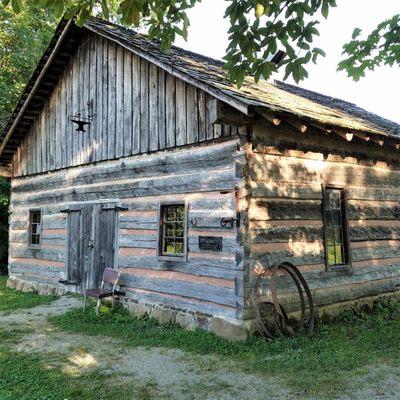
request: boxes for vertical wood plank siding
[12,33,237,177]
[9,140,245,318]
[244,122,400,317]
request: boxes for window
[323,187,350,270]
[29,210,42,247]
[158,203,187,260]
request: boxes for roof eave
[0,18,74,162]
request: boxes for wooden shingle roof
[1,16,399,166]
[85,18,400,138]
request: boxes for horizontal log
[251,220,323,229]
[123,287,236,318]
[12,139,239,193]
[251,181,400,201]
[244,276,400,316]
[119,255,241,274]
[10,247,65,262]
[347,202,400,220]
[246,263,400,293]
[119,270,236,307]
[12,167,237,206]
[252,145,397,170]
[252,224,400,243]
[349,220,400,228]
[249,152,400,190]
[252,226,323,243]
[350,227,400,241]
[9,263,64,278]
[252,240,400,267]
[250,199,400,221]
[10,257,64,268]
[120,267,234,288]
[250,199,322,221]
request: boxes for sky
[174,0,400,123]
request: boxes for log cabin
[1,17,400,339]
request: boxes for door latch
[88,240,95,249]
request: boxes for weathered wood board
[11,33,238,177]
[244,121,400,318]
[8,139,244,318]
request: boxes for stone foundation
[121,297,249,341]
[7,276,67,297]
[7,275,400,341]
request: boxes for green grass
[0,276,56,312]
[49,300,400,398]
[0,338,159,400]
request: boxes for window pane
[328,190,341,209]
[29,211,41,246]
[160,205,185,257]
[175,224,184,238]
[176,206,184,220]
[175,241,183,254]
[165,223,175,237]
[332,210,342,226]
[31,234,40,245]
[334,227,343,245]
[324,189,348,267]
[32,212,41,223]
[335,245,344,264]
[327,245,336,266]
[166,207,175,220]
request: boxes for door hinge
[60,208,82,214]
[100,205,128,213]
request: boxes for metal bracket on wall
[220,216,240,228]
[60,208,82,214]
[100,205,129,213]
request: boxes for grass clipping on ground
[0,275,56,312]
[49,299,400,397]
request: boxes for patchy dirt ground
[0,296,292,400]
[1,296,400,400]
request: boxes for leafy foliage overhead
[0,2,56,132]
[1,0,399,87]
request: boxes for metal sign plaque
[199,236,223,251]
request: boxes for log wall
[11,32,237,177]
[9,139,245,318]
[244,122,400,317]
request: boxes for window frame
[28,209,42,249]
[322,184,352,272]
[157,201,188,262]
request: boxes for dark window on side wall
[158,204,186,260]
[323,187,350,270]
[29,210,42,247]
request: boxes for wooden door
[65,207,83,287]
[65,202,118,292]
[91,203,118,288]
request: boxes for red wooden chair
[83,268,124,314]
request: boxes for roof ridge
[89,16,225,67]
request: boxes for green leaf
[352,28,362,39]
[53,0,64,18]
[314,47,326,57]
[11,0,22,14]
[321,0,329,18]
